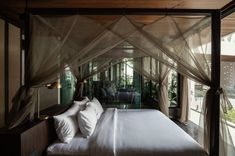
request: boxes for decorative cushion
[77,104,97,138]
[88,97,104,120]
[53,97,89,143]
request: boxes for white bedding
[48,108,207,156]
[47,132,90,156]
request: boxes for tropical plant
[168,73,177,106]
[224,108,235,124]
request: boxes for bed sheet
[47,132,90,156]
[48,108,207,156]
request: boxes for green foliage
[224,108,235,124]
[168,73,177,106]
[143,81,157,100]
[143,81,151,98]
[126,75,133,86]
[119,75,126,87]
[194,85,206,97]
[195,90,204,97]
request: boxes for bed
[47,108,207,156]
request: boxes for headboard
[0,104,70,156]
[40,104,71,148]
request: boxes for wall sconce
[45,81,62,89]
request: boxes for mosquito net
[7,14,234,156]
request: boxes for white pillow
[88,97,104,120]
[77,104,97,138]
[54,115,78,143]
[74,97,90,110]
[53,97,89,143]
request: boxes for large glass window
[84,58,143,108]
[142,57,178,108]
[221,62,235,124]
[125,59,134,87]
[84,57,180,109]
[189,80,207,125]
[142,57,155,100]
[91,62,100,81]
[221,32,235,128]
[188,32,235,145]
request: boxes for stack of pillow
[53,97,104,143]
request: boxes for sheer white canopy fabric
[219,89,235,156]
[179,75,189,123]
[6,14,234,156]
[124,57,170,116]
[219,61,235,155]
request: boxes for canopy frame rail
[23,8,221,156]
[221,0,235,18]
[28,8,216,16]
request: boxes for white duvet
[48,108,207,156]
[90,108,207,156]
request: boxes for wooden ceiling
[222,12,235,36]
[1,0,232,16]
[1,0,232,9]
[0,0,234,35]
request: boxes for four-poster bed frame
[23,8,221,156]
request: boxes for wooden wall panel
[8,24,21,111]
[40,87,60,111]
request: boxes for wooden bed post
[210,10,221,156]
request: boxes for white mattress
[47,132,90,156]
[48,108,207,156]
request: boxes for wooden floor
[174,120,200,142]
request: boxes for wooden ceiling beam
[0,10,22,27]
